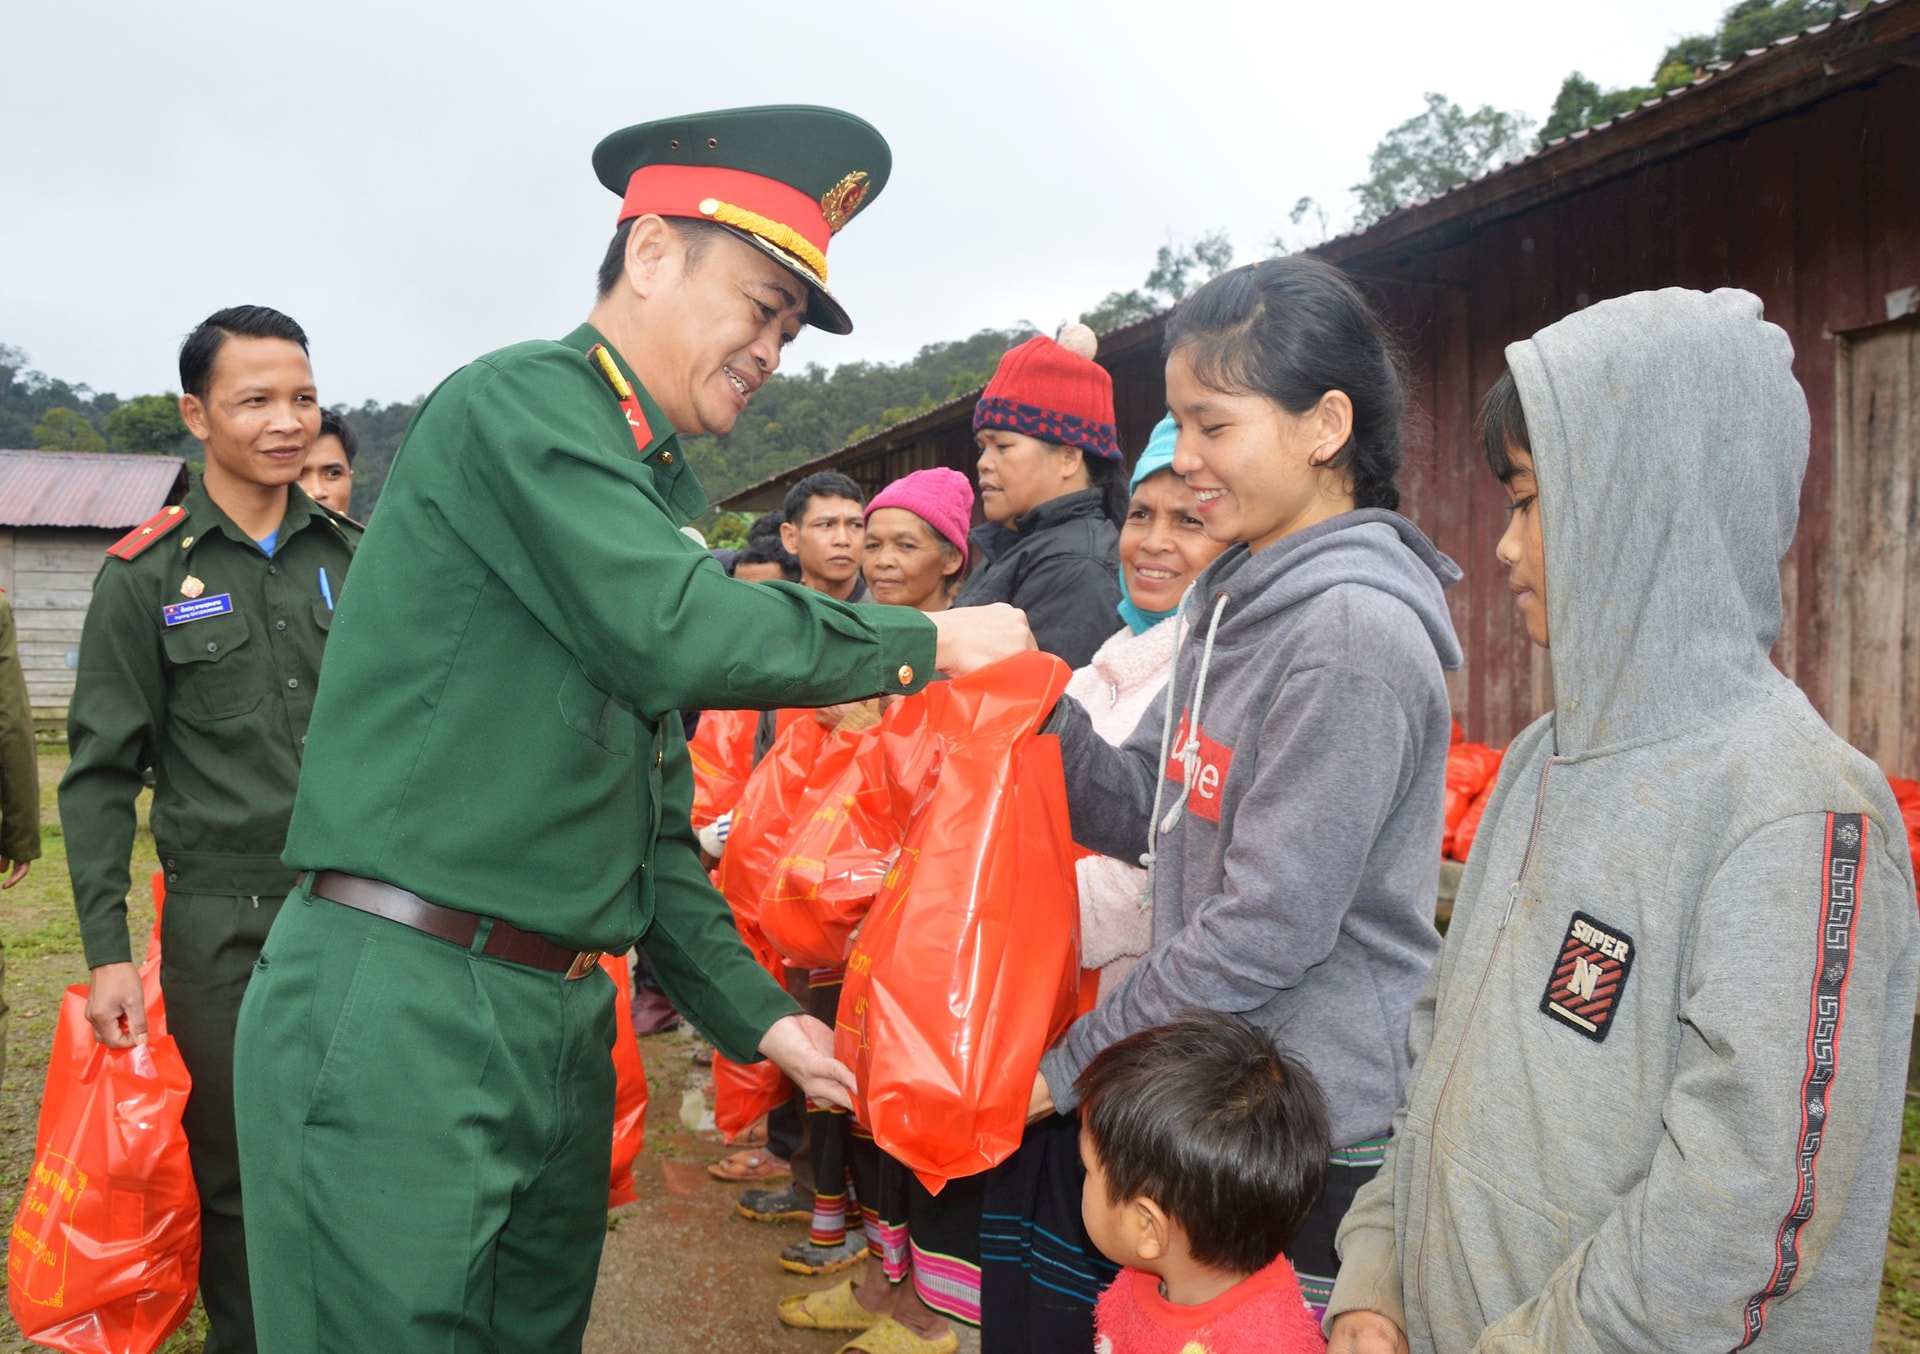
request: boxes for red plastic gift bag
[8,987,200,1354]
[760,708,935,969]
[1452,775,1501,863]
[716,716,832,946]
[689,708,760,829]
[600,953,649,1208]
[836,651,1081,1193]
[1442,743,1503,861]
[1887,776,1920,896]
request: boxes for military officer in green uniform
[233,106,1030,1351]
[61,306,359,1354]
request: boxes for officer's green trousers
[233,885,616,1353]
[163,890,283,1354]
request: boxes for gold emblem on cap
[180,576,205,599]
[821,172,870,234]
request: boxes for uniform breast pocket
[557,660,635,756]
[311,599,333,633]
[163,617,263,723]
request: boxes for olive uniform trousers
[234,886,615,1353]
[162,890,284,1354]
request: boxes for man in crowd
[61,305,360,1354]
[233,105,1028,1350]
[0,587,41,1081]
[298,407,357,515]
[780,470,868,601]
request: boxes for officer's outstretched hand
[85,962,149,1049]
[759,1013,857,1111]
[927,603,1035,677]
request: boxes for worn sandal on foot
[776,1276,880,1331]
[834,1316,960,1354]
[706,1149,789,1183]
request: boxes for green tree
[1080,230,1235,332]
[34,406,107,452]
[105,393,191,455]
[1352,93,1534,227]
[1540,1,1864,145]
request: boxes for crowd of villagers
[638,256,1920,1354]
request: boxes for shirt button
[287,677,299,689]
[275,619,287,631]
[268,565,278,576]
[897,664,914,686]
[206,641,218,653]
[659,451,674,465]
[655,749,664,767]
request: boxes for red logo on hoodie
[1166,713,1234,824]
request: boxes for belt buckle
[565,950,603,981]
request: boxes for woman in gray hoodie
[979,256,1463,1351]
[1326,289,1919,1353]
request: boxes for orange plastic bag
[1888,776,1920,896]
[139,874,167,1035]
[760,706,937,969]
[836,652,1080,1193]
[1452,775,1501,863]
[601,953,649,1208]
[689,708,761,829]
[8,988,200,1354]
[1442,743,1503,860]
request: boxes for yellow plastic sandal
[834,1316,960,1354]
[776,1276,881,1331]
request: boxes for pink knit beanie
[866,467,976,565]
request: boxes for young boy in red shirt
[1077,1011,1331,1353]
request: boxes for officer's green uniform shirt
[62,480,361,968]
[282,324,936,1059]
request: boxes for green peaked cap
[593,105,893,334]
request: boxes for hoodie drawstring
[1142,588,1230,878]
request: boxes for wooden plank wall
[1368,67,1920,753]
[2,527,109,719]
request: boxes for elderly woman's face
[862,507,963,612]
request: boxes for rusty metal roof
[0,450,188,529]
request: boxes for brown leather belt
[309,871,603,980]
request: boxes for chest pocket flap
[162,615,261,722]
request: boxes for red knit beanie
[972,329,1120,460]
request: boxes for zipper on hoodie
[1413,758,1552,1319]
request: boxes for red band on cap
[619,164,830,255]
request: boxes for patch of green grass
[1876,1098,1920,1350]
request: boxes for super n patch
[1540,911,1635,1042]
[162,594,233,626]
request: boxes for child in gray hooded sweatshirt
[1325,288,1920,1353]
[978,256,1463,1352]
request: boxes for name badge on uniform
[162,594,234,626]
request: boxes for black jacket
[956,489,1120,669]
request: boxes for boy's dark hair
[596,216,734,297]
[1479,370,1532,482]
[783,471,866,524]
[746,510,788,544]
[1165,255,1408,512]
[737,535,800,580]
[179,305,310,400]
[1076,1010,1330,1275]
[318,408,359,464]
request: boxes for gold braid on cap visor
[699,197,828,284]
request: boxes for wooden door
[1832,317,1920,779]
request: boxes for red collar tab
[586,344,654,456]
[618,164,831,284]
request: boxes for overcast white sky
[4,0,1732,407]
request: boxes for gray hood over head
[1506,287,1808,756]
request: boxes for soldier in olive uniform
[233,106,1030,1351]
[60,306,359,1354]
[0,588,43,1082]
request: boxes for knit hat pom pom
[1055,323,1099,360]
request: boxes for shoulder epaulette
[319,502,365,533]
[106,504,189,560]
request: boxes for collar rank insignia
[1540,910,1636,1042]
[180,576,205,599]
